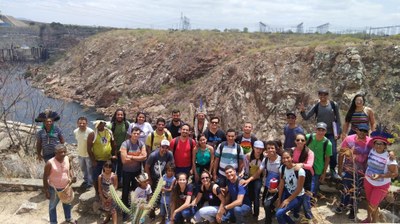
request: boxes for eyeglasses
[201,177,210,180]
[296,139,306,142]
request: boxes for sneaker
[334,206,343,214]
[65,219,77,224]
[348,209,355,221]
[331,171,341,180]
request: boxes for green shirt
[114,122,129,149]
[306,133,332,175]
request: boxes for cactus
[109,178,165,224]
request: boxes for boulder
[15,201,37,214]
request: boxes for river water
[1,64,103,143]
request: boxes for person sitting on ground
[276,150,306,224]
[170,173,194,224]
[192,170,225,224]
[98,161,118,224]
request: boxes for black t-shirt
[203,129,226,149]
[200,183,221,206]
[166,121,186,138]
[146,149,174,179]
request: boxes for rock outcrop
[29,31,400,139]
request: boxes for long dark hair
[135,111,147,123]
[295,133,309,163]
[345,94,366,122]
[172,172,188,207]
[111,108,127,124]
[250,142,265,162]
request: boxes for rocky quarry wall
[28,30,400,140]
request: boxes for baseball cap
[357,123,370,131]
[253,140,264,149]
[316,122,327,130]
[318,88,329,94]
[161,139,170,147]
[286,111,296,117]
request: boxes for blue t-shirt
[161,174,176,204]
[227,178,251,206]
[283,125,304,149]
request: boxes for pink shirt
[293,147,315,175]
[48,156,70,189]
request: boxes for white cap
[135,173,149,183]
[161,139,170,147]
[253,140,264,149]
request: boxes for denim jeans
[276,190,304,224]
[122,170,141,208]
[311,174,321,196]
[264,191,278,224]
[174,207,195,223]
[193,205,219,222]
[325,133,337,172]
[248,178,262,216]
[49,187,72,224]
[78,156,93,186]
[340,170,363,208]
[222,204,251,224]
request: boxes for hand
[293,163,302,171]
[319,173,326,183]
[92,160,97,167]
[389,151,396,161]
[268,188,278,194]
[279,199,290,208]
[213,174,217,182]
[239,179,249,186]
[71,176,77,183]
[45,189,50,199]
[334,135,340,140]
[216,210,223,223]
[298,102,305,112]
[220,188,226,196]
[341,133,347,141]
[371,174,380,180]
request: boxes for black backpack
[217,141,242,172]
[314,100,338,122]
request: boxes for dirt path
[0,189,373,224]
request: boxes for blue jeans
[276,190,304,224]
[311,174,321,196]
[340,170,363,208]
[193,206,219,222]
[248,179,262,216]
[325,133,337,171]
[222,204,251,224]
[174,207,195,223]
[49,187,72,224]
[78,156,93,186]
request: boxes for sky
[1,0,400,32]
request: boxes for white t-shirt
[74,127,94,157]
[280,165,305,196]
[134,184,152,200]
[365,149,398,186]
[127,122,154,144]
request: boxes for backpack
[111,121,129,134]
[217,141,242,173]
[235,134,257,148]
[306,134,329,159]
[314,100,338,122]
[150,131,169,150]
[280,164,299,179]
[172,136,195,164]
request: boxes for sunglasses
[296,139,306,142]
[201,176,210,180]
[319,93,328,96]
[359,130,368,133]
[211,121,219,124]
[287,116,296,119]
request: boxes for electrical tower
[180,13,191,31]
[259,22,266,33]
[296,22,304,33]
[316,23,330,34]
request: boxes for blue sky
[1,0,399,31]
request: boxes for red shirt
[170,138,195,167]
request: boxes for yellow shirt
[92,130,112,161]
[145,130,172,150]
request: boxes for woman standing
[170,173,194,224]
[276,150,306,224]
[193,134,214,183]
[342,94,376,139]
[192,171,225,223]
[126,111,153,144]
[292,133,314,222]
[363,126,398,223]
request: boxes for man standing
[213,129,244,187]
[299,88,342,179]
[306,122,332,196]
[145,117,172,156]
[170,124,196,176]
[221,165,251,224]
[109,109,130,185]
[120,127,147,218]
[166,109,186,138]
[203,116,226,149]
[74,117,94,189]
[43,144,76,224]
[36,110,65,162]
[235,122,257,155]
[87,119,115,195]
[283,112,304,149]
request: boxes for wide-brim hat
[35,110,60,122]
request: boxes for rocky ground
[1,183,399,224]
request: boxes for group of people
[38,88,398,224]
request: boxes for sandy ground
[0,186,376,224]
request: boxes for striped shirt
[215,142,244,176]
[350,110,369,131]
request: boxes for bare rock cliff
[29,30,400,139]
